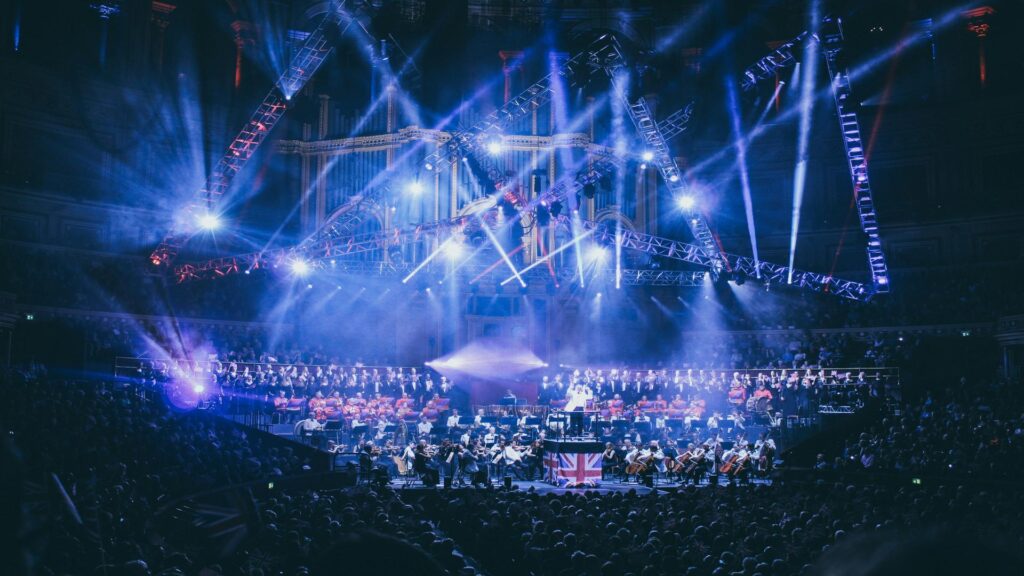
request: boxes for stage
[383,476,773,495]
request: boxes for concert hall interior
[2,0,1023,575]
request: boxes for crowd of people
[6,365,1023,575]
[820,377,1024,481]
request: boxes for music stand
[635,421,652,437]
[349,424,368,444]
[548,415,567,439]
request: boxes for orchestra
[259,364,859,489]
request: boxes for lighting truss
[584,221,873,300]
[149,2,354,267]
[739,19,890,293]
[295,185,391,252]
[173,217,468,283]
[740,32,811,91]
[599,39,723,276]
[270,259,705,287]
[820,17,890,292]
[421,37,620,173]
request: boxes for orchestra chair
[458,416,475,428]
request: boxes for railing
[114,356,417,381]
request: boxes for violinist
[458,444,488,488]
[413,440,439,487]
[359,441,389,486]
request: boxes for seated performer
[458,444,488,488]
[413,440,439,487]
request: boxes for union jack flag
[545,451,603,484]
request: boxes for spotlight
[675,195,695,210]
[585,245,608,263]
[424,161,434,171]
[669,174,680,182]
[197,213,221,231]
[443,241,465,260]
[307,283,313,289]
[733,272,746,286]
[291,259,310,277]
[406,181,424,195]
[519,284,529,295]
[193,384,205,394]
[486,138,504,156]
[639,162,647,170]
[641,151,654,162]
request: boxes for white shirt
[417,421,433,435]
[503,445,523,464]
[297,418,322,433]
[446,414,461,428]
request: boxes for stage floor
[385,476,772,494]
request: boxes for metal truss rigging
[820,18,890,292]
[175,209,872,300]
[586,221,872,300]
[296,185,391,253]
[740,31,811,91]
[244,259,705,288]
[421,38,620,173]
[598,39,723,276]
[149,2,354,268]
[738,19,890,293]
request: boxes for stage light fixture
[193,384,205,394]
[639,162,647,170]
[583,183,597,199]
[669,174,680,182]
[733,272,747,286]
[535,204,550,227]
[291,259,310,277]
[585,245,609,263]
[676,195,695,210]
[443,241,466,260]
[641,151,654,162]
[406,181,424,195]
[197,213,222,231]
[486,137,504,156]
[550,200,563,218]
